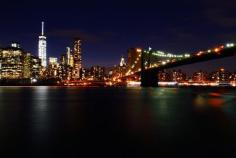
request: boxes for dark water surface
[0,87,236,157]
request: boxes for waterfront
[0,87,236,157]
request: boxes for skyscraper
[0,43,41,80]
[73,39,82,79]
[66,47,71,66]
[0,44,25,79]
[38,21,47,67]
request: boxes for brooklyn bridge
[123,43,236,87]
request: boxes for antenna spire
[41,21,44,36]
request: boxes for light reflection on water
[0,87,235,157]
[194,91,236,108]
[31,86,49,136]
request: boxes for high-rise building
[65,47,74,67]
[66,47,70,65]
[0,43,41,80]
[69,54,74,67]
[0,46,24,79]
[38,21,47,67]
[73,39,82,79]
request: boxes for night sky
[0,0,236,73]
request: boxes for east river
[0,87,236,157]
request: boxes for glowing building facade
[73,39,82,79]
[49,57,58,65]
[38,21,47,67]
[47,57,58,78]
[0,47,24,79]
[0,43,41,79]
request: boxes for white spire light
[41,21,44,36]
[38,21,47,67]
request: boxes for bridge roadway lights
[141,70,159,87]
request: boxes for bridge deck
[144,47,236,73]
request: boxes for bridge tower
[141,50,159,87]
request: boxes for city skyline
[0,0,236,71]
[1,1,236,157]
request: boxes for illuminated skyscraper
[66,47,71,65]
[73,39,82,79]
[65,47,74,67]
[38,21,47,67]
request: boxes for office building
[73,39,82,79]
[0,43,41,79]
[38,21,47,67]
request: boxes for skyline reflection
[0,87,236,157]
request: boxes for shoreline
[0,85,235,89]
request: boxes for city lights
[162,61,167,65]
[0,22,235,87]
[0,39,235,87]
[136,48,142,53]
[226,43,235,48]
[1,3,236,158]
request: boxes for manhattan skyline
[0,0,236,73]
